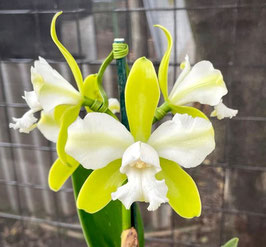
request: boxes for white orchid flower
[63,57,215,218]
[9,57,82,142]
[155,25,238,120]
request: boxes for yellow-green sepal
[51,12,84,94]
[77,159,126,213]
[170,105,209,120]
[56,104,81,166]
[125,57,160,142]
[154,24,173,101]
[156,158,201,218]
[83,74,102,112]
[83,74,102,101]
[48,157,80,191]
[222,238,239,247]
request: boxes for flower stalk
[113,38,142,246]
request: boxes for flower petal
[48,157,80,191]
[156,158,201,218]
[148,113,215,168]
[120,141,161,173]
[51,12,84,93]
[211,100,238,120]
[65,113,134,170]
[112,142,168,211]
[77,159,126,213]
[57,104,81,165]
[125,57,160,142]
[169,60,228,106]
[31,57,82,112]
[37,110,60,143]
[9,110,37,133]
[170,105,209,120]
[108,98,120,114]
[112,167,168,211]
[154,25,173,101]
[83,74,102,101]
[23,91,42,111]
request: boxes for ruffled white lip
[211,100,238,120]
[9,110,37,133]
[112,142,168,211]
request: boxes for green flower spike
[154,25,238,121]
[65,57,215,218]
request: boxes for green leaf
[77,159,126,213]
[56,104,81,165]
[125,57,160,142]
[51,12,84,93]
[72,165,123,247]
[170,105,209,120]
[156,158,201,218]
[154,25,173,101]
[222,237,239,247]
[48,158,79,191]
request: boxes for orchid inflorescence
[10,12,237,220]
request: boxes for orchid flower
[64,57,215,218]
[155,25,238,120]
[9,12,120,191]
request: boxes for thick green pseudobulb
[125,57,160,142]
[156,158,201,218]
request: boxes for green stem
[122,205,131,230]
[153,101,171,124]
[83,97,118,120]
[97,51,114,107]
[114,39,131,231]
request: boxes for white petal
[37,110,60,142]
[9,110,37,133]
[22,91,42,111]
[120,141,160,173]
[31,57,82,112]
[65,113,134,170]
[169,60,228,106]
[108,98,120,114]
[112,142,168,211]
[211,100,238,120]
[174,55,191,88]
[148,113,215,168]
[112,168,168,211]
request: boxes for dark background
[0,0,265,246]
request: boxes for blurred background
[0,0,266,246]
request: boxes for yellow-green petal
[51,12,84,93]
[48,157,80,191]
[125,57,160,142]
[83,74,102,101]
[156,158,201,218]
[154,25,173,101]
[170,105,209,120]
[77,159,126,213]
[56,104,81,165]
